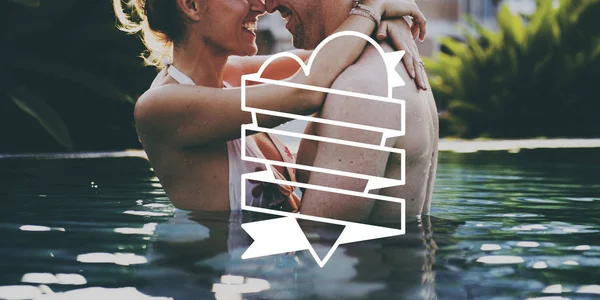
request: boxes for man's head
[266,0,353,50]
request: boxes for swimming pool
[0,146,599,299]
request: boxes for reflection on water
[141,209,441,300]
[0,148,599,299]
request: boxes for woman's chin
[236,44,259,57]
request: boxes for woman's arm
[224,50,313,85]
[135,0,426,150]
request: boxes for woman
[113,0,426,212]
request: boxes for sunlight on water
[564,197,598,202]
[542,284,562,293]
[0,285,174,300]
[19,225,64,232]
[476,255,525,264]
[21,273,56,285]
[21,273,86,285]
[0,285,41,299]
[76,253,147,266]
[114,223,157,235]
[562,260,579,266]
[576,285,600,294]
[19,225,51,232]
[53,274,87,286]
[509,224,548,231]
[526,297,571,300]
[143,203,169,208]
[480,244,501,251]
[123,210,169,217]
[517,241,540,248]
[43,287,171,300]
[212,275,271,300]
[574,245,591,251]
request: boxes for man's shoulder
[330,44,391,97]
[337,42,394,77]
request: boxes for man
[266,0,439,221]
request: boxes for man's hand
[376,17,429,90]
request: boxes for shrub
[425,0,600,138]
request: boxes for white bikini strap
[167,64,196,85]
[167,62,232,88]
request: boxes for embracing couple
[113,0,438,222]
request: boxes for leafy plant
[0,0,156,152]
[425,0,600,138]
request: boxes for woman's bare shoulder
[134,71,185,132]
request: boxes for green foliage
[425,0,600,138]
[0,0,156,152]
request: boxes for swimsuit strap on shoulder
[167,64,196,86]
[167,62,232,88]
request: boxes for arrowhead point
[364,177,403,191]
[383,51,406,88]
[388,70,405,88]
[383,50,405,68]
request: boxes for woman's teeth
[242,22,257,33]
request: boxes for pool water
[0,148,599,299]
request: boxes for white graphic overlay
[240,31,407,267]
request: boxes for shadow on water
[0,148,599,299]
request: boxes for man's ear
[176,0,204,21]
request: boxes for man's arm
[298,61,401,222]
[421,77,439,215]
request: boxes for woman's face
[195,0,267,56]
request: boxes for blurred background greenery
[0,0,598,153]
[0,0,156,153]
[425,0,600,139]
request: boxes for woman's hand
[376,17,429,90]
[367,0,427,41]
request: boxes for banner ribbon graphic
[240,31,407,267]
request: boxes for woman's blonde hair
[113,0,188,69]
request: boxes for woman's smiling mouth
[242,21,257,34]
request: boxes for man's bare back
[296,42,438,222]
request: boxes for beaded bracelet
[349,5,381,27]
[350,8,379,27]
[356,3,382,25]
